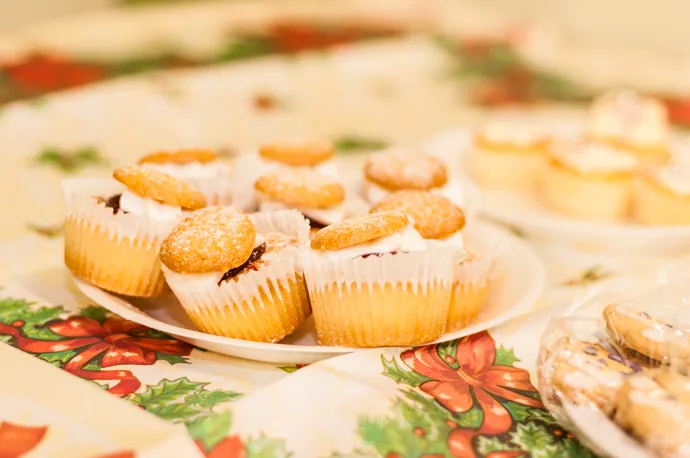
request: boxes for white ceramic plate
[71,222,545,364]
[425,126,690,255]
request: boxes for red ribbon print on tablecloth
[401,332,542,458]
[0,315,192,397]
[0,422,48,458]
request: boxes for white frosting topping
[141,160,229,179]
[118,190,182,221]
[478,118,547,145]
[313,223,427,260]
[258,199,348,226]
[259,157,339,180]
[362,177,466,209]
[588,90,669,146]
[440,229,465,250]
[552,140,638,173]
[655,163,690,195]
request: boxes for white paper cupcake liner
[302,244,460,294]
[62,177,183,242]
[454,224,502,289]
[162,209,310,319]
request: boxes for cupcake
[63,165,206,297]
[138,149,231,205]
[304,211,462,347]
[469,118,551,189]
[539,140,638,221]
[587,90,670,164]
[231,138,338,211]
[362,149,469,210]
[160,207,311,342]
[255,168,365,232]
[633,163,690,225]
[371,191,496,331]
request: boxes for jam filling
[105,194,127,214]
[218,243,267,286]
[358,250,406,259]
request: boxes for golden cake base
[64,217,167,297]
[633,177,690,225]
[447,282,489,332]
[470,147,545,189]
[310,282,451,348]
[184,276,311,343]
[539,161,633,221]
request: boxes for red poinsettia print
[0,422,48,458]
[0,315,192,397]
[662,96,690,128]
[401,332,543,435]
[2,54,106,94]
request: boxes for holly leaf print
[131,377,208,408]
[494,345,520,366]
[80,305,110,325]
[148,402,200,422]
[381,356,432,387]
[244,434,291,458]
[154,352,188,365]
[333,135,388,152]
[0,298,64,333]
[34,146,106,173]
[436,340,460,369]
[560,438,595,458]
[560,264,614,286]
[186,411,232,452]
[186,390,241,408]
[26,223,64,238]
[38,349,77,367]
[509,421,555,453]
[475,435,518,456]
[278,365,299,373]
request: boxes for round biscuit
[138,149,219,165]
[113,165,206,210]
[160,206,256,274]
[254,169,345,209]
[370,190,465,239]
[603,304,690,363]
[364,150,448,191]
[310,211,409,251]
[259,139,333,166]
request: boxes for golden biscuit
[160,206,256,274]
[259,139,333,166]
[113,165,206,210]
[255,169,345,209]
[364,150,448,191]
[603,304,690,363]
[370,190,465,239]
[138,149,219,165]
[311,211,409,251]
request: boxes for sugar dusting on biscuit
[138,149,219,165]
[311,211,409,251]
[160,206,256,274]
[113,165,206,210]
[255,169,345,208]
[364,150,448,190]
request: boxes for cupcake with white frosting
[539,140,638,221]
[361,148,472,214]
[370,191,497,331]
[160,207,311,342]
[469,117,551,189]
[587,90,670,164]
[254,168,366,233]
[305,211,463,347]
[63,165,206,297]
[633,162,690,225]
[138,149,231,205]
[231,138,339,211]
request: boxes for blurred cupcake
[160,207,311,342]
[63,165,206,297]
[540,140,638,221]
[587,90,670,164]
[305,211,462,347]
[362,149,470,211]
[371,191,495,331]
[255,168,365,232]
[138,149,231,205]
[469,117,551,189]
[231,138,338,211]
[634,163,690,225]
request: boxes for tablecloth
[2,1,690,457]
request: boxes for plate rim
[71,222,545,357]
